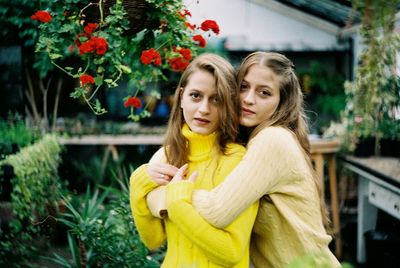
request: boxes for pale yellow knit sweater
[147,126,341,268]
[192,126,341,268]
[130,125,259,267]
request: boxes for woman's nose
[242,91,255,105]
[198,100,210,114]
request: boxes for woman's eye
[259,90,271,96]
[211,96,220,103]
[240,84,248,91]
[189,92,200,100]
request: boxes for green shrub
[50,176,162,267]
[0,114,40,160]
[0,134,64,266]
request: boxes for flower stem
[51,60,76,78]
[79,3,97,20]
[112,68,123,85]
[156,39,171,51]
[87,84,102,102]
[82,58,91,74]
[98,0,104,23]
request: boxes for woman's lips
[194,118,210,124]
[242,107,255,115]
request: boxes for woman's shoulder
[252,126,295,143]
[248,126,299,153]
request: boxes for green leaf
[49,53,63,60]
[94,76,103,86]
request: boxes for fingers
[171,164,198,184]
[156,163,179,178]
[147,163,179,185]
[152,178,171,186]
[170,164,188,183]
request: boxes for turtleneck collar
[182,124,218,162]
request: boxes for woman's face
[239,64,281,127]
[181,69,220,135]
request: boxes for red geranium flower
[140,49,162,66]
[92,37,108,55]
[178,48,192,61]
[79,40,96,55]
[78,37,108,56]
[31,10,52,23]
[80,74,95,85]
[84,23,98,35]
[193,35,206,48]
[168,57,189,72]
[200,20,220,35]
[124,97,143,109]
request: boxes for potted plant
[340,0,400,156]
[32,0,220,121]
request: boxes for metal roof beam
[249,0,340,35]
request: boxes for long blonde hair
[164,53,240,167]
[237,51,329,226]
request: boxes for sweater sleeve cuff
[147,186,167,218]
[166,181,195,208]
[130,164,160,216]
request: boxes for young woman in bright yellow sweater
[146,52,341,268]
[129,53,258,268]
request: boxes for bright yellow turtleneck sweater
[130,124,259,268]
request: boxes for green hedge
[0,134,64,266]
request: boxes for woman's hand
[170,164,198,184]
[146,163,179,185]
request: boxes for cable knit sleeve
[129,164,166,250]
[192,127,304,228]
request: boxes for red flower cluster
[140,49,162,66]
[124,97,142,109]
[193,35,206,48]
[31,10,52,23]
[177,48,192,61]
[167,47,193,72]
[84,23,98,35]
[78,36,108,56]
[200,20,220,35]
[80,74,95,85]
[168,57,189,72]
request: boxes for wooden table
[342,156,400,263]
[59,134,164,178]
[59,134,342,258]
[310,138,342,259]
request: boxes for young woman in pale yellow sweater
[146,52,341,267]
[129,53,259,267]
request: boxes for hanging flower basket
[33,0,220,121]
[83,0,151,35]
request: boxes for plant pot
[380,138,400,157]
[83,0,153,35]
[354,138,375,157]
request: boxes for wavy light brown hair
[237,51,329,226]
[163,53,240,167]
